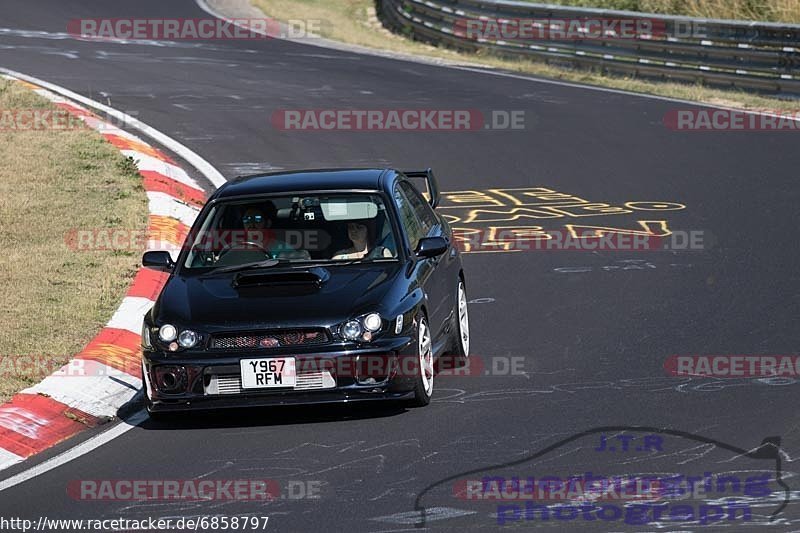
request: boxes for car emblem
[259,337,280,348]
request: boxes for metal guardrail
[377,0,800,93]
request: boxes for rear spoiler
[403,168,441,209]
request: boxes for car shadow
[128,401,409,431]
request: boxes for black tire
[408,314,434,407]
[452,278,470,360]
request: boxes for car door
[395,180,452,347]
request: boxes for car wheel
[453,279,470,359]
[408,314,434,407]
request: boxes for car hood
[152,263,401,329]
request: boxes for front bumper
[143,336,417,412]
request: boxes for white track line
[0,67,226,188]
[0,410,148,492]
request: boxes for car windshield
[182,193,399,270]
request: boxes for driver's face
[348,222,368,243]
[242,209,266,230]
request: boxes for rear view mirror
[143,251,175,272]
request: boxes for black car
[140,168,469,416]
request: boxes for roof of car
[211,168,394,199]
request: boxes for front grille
[209,329,330,350]
[206,371,336,395]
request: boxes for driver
[229,203,310,260]
[242,206,267,231]
[239,205,272,251]
[332,220,392,260]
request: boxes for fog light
[154,366,187,394]
[356,354,391,385]
[178,330,199,348]
[159,324,177,342]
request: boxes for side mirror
[416,236,448,258]
[143,251,175,272]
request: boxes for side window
[393,184,426,251]
[399,181,436,235]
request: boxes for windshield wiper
[202,256,393,275]
[202,258,282,276]
[329,257,395,267]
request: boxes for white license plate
[240,357,296,389]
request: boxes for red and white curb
[0,74,211,472]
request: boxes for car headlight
[340,320,362,341]
[151,324,203,352]
[363,313,382,332]
[178,330,199,348]
[339,313,383,342]
[159,324,177,342]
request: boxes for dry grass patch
[0,79,147,402]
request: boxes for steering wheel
[217,241,271,259]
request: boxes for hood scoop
[233,267,330,295]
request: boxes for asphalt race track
[1,0,799,531]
